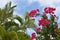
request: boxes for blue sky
[0,0,60,17]
[0,0,60,36]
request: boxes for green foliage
[4,21,19,31]
[0,2,30,40]
[14,15,24,25]
[36,12,59,40]
[0,2,16,25]
[0,26,6,40]
[17,32,30,40]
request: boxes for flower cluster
[28,9,39,17]
[30,33,36,40]
[38,18,50,26]
[44,7,56,17]
[29,7,57,40]
[44,7,56,14]
[30,28,41,40]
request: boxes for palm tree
[0,2,31,40]
[0,2,16,25]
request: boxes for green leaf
[8,31,18,40]
[14,15,24,25]
[0,25,7,40]
[17,32,30,40]
[4,21,19,31]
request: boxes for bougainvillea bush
[0,2,60,40]
[28,7,60,40]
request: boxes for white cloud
[27,0,60,7]
[55,7,60,15]
[27,0,37,4]
[38,0,54,7]
[39,0,60,6]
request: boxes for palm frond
[14,15,24,25]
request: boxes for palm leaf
[14,15,24,25]
[4,21,19,31]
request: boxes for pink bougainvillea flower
[31,33,36,38]
[36,28,41,32]
[30,33,36,40]
[28,9,40,17]
[44,7,56,14]
[38,18,50,26]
